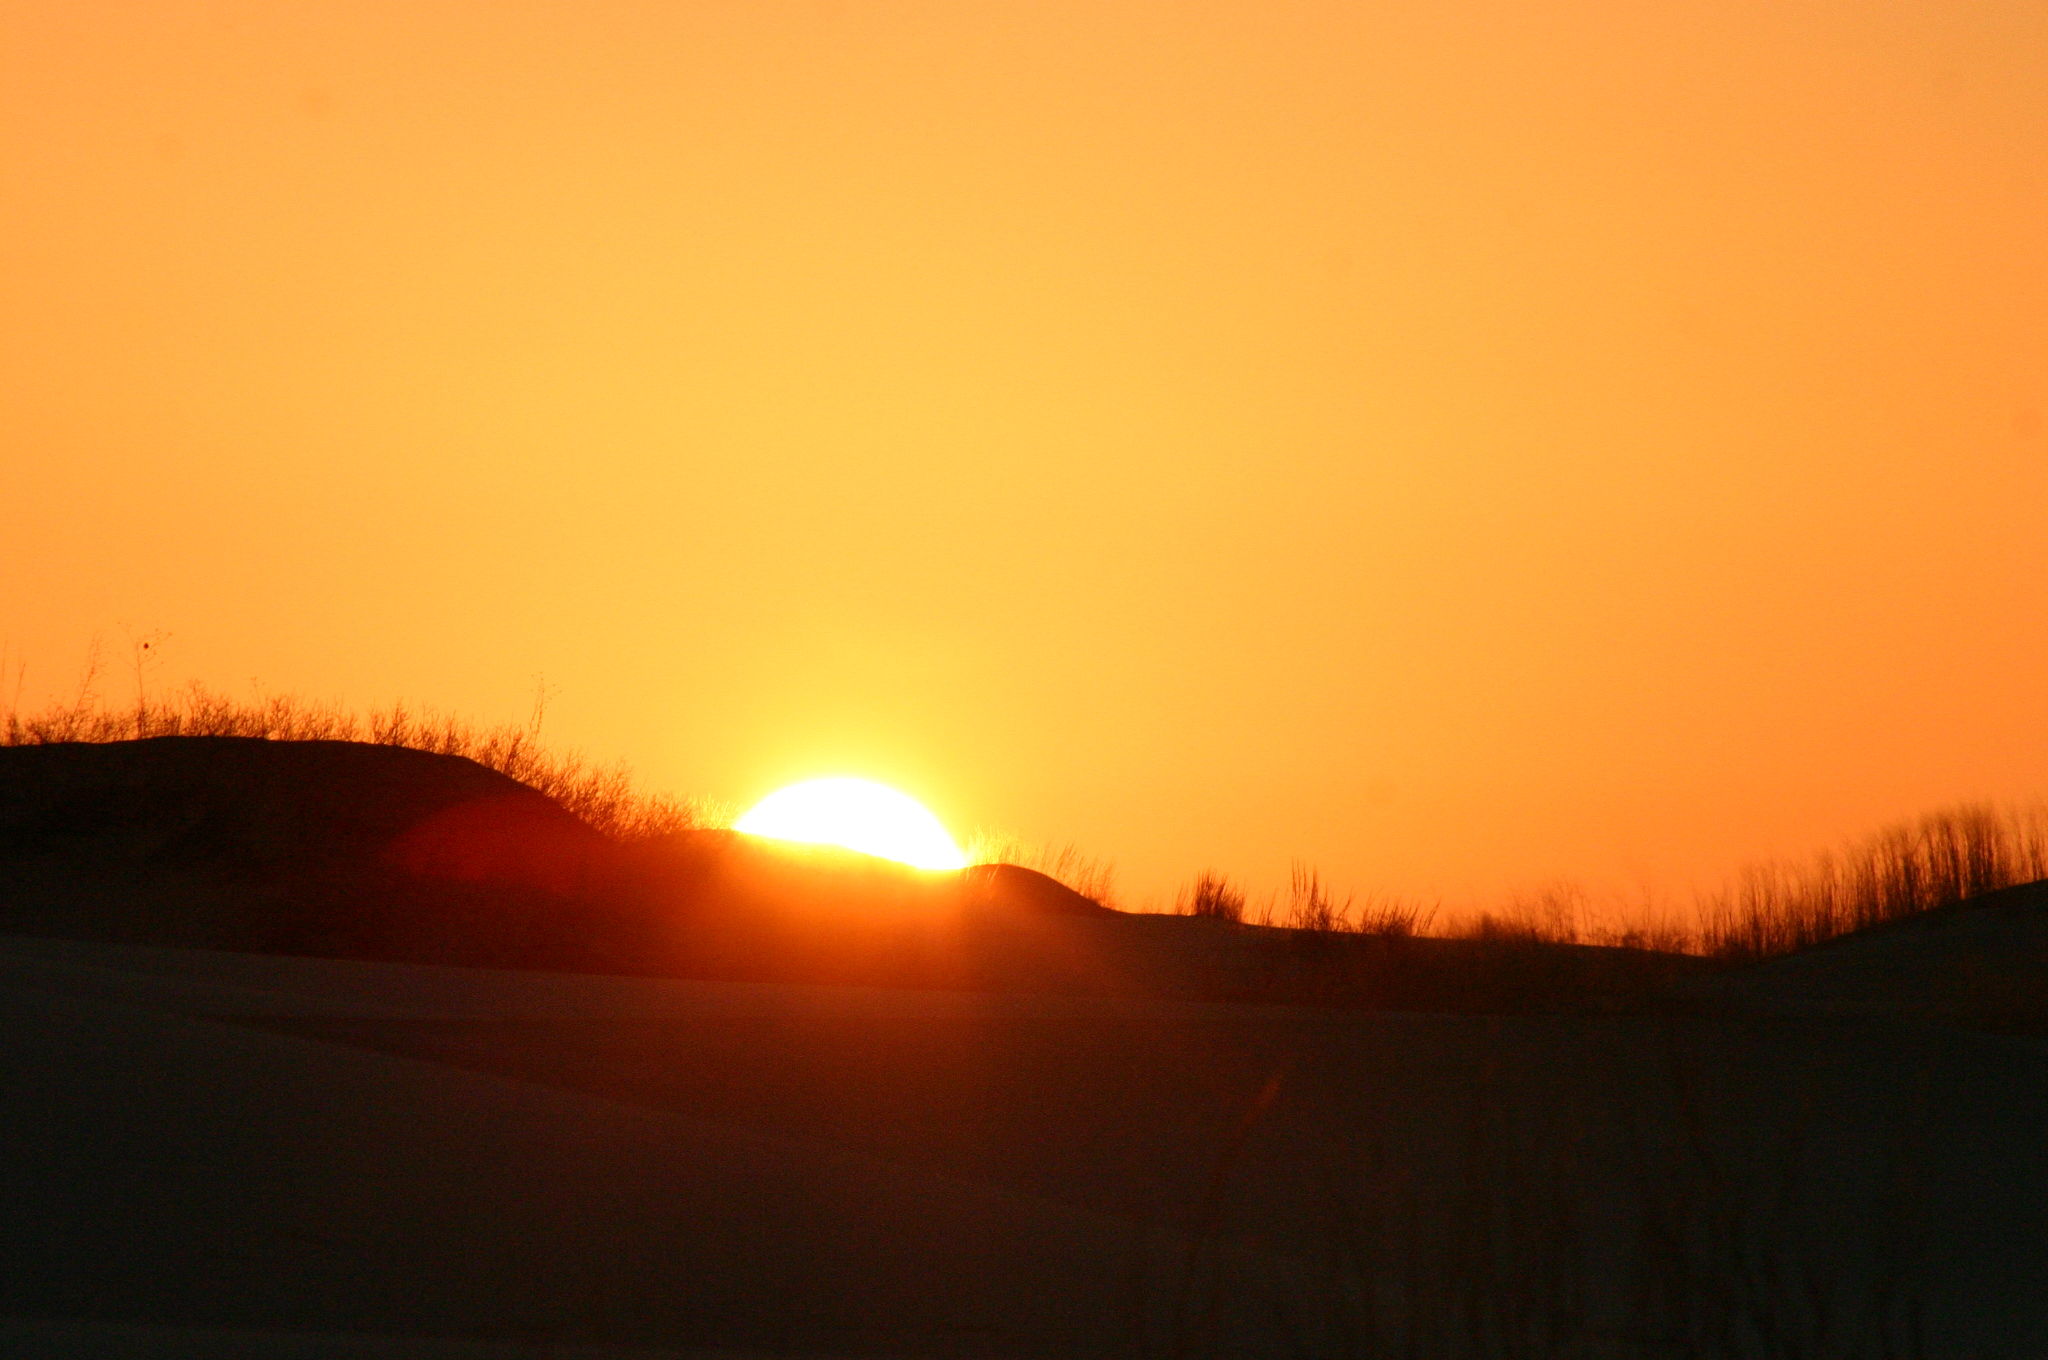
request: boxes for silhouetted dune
[959,860,1117,915]
[1688,877,2048,1032]
[0,737,1713,1012]
[43,736,2042,1022]
[0,738,633,966]
[0,739,1151,987]
[0,736,598,871]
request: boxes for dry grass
[1694,801,2048,962]
[1351,889,1439,939]
[1286,862,1349,933]
[5,647,1130,902]
[965,828,1121,908]
[1,673,731,843]
[1172,801,2047,965]
[1178,871,1248,922]
[1438,803,2048,962]
[1203,862,1434,938]
[1448,880,1694,954]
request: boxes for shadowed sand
[3,932,2046,1356]
[3,739,2047,1355]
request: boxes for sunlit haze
[4,1,2045,916]
[736,779,968,871]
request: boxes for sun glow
[734,778,968,871]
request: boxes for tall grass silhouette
[1694,803,2048,961]
[1176,865,1434,937]
[1,672,728,842]
[1178,871,1248,922]
[1186,803,2047,965]
[1446,805,2048,961]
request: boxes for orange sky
[5,0,2046,914]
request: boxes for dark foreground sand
[2,930,2045,1359]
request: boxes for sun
[734,778,968,871]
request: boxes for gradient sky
[5,0,2045,914]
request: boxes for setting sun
[734,778,968,871]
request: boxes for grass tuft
[1178,870,1247,922]
[1286,861,1349,933]
[1274,862,1437,938]
[1351,889,1438,938]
